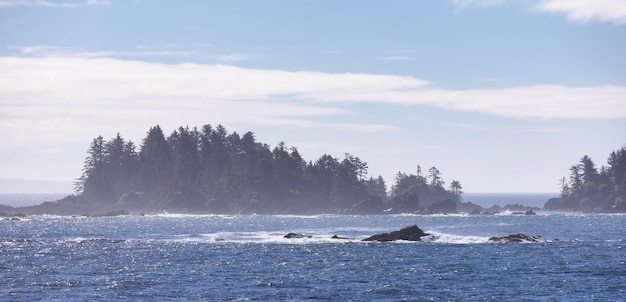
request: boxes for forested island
[2,124,476,216]
[543,146,626,213]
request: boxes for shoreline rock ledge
[488,233,543,243]
[363,225,430,242]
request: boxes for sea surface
[0,192,558,208]
[1,195,625,301]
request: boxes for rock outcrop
[488,233,542,243]
[283,233,311,239]
[345,196,384,214]
[427,199,457,214]
[362,225,430,242]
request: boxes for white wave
[148,213,238,219]
[423,231,490,244]
[159,229,494,245]
[273,214,340,219]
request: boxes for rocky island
[0,124,480,216]
[542,146,626,213]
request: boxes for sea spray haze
[1,212,624,300]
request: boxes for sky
[0,0,625,194]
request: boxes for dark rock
[428,199,457,214]
[331,235,349,240]
[363,225,430,242]
[284,233,311,239]
[469,208,481,215]
[525,210,536,215]
[347,196,383,214]
[385,192,420,213]
[488,233,543,243]
[85,210,130,217]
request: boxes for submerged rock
[488,233,542,243]
[283,233,312,239]
[363,225,430,242]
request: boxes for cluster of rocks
[284,225,549,244]
[283,225,431,242]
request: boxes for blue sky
[0,0,625,193]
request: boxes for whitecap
[423,231,490,244]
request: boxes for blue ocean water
[0,193,69,208]
[1,211,624,301]
[463,193,558,208]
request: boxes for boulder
[363,225,430,242]
[488,233,542,243]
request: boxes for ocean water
[1,210,624,301]
[463,193,558,208]
[0,193,557,209]
[0,193,69,208]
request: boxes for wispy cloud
[451,0,626,25]
[534,0,626,25]
[377,49,418,61]
[0,0,110,8]
[8,45,257,63]
[446,122,570,133]
[376,56,414,61]
[0,56,623,150]
[451,0,504,9]
[215,53,258,63]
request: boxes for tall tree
[138,125,172,193]
[580,155,598,184]
[365,175,387,198]
[168,126,200,190]
[569,164,583,192]
[449,180,463,198]
[428,166,444,188]
[77,136,109,199]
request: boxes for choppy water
[1,212,624,301]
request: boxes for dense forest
[544,146,626,212]
[67,124,464,214]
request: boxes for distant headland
[544,146,626,213]
[1,124,623,216]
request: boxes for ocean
[1,194,624,301]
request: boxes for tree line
[74,124,463,214]
[545,146,626,212]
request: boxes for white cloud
[534,0,626,24]
[446,123,569,133]
[451,0,626,25]
[0,56,624,151]
[0,0,110,8]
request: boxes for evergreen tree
[72,123,469,214]
[77,136,109,200]
[138,125,172,195]
[365,176,387,198]
[449,180,463,198]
